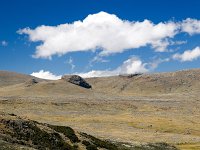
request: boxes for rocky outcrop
[119,73,143,78]
[25,78,38,87]
[0,113,80,149]
[62,75,92,89]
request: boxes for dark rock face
[119,73,143,78]
[62,75,92,89]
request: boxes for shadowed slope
[0,113,178,150]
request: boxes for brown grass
[0,69,200,149]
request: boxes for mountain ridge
[0,69,200,97]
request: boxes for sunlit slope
[0,79,92,97]
[0,70,43,87]
[0,69,200,97]
[86,69,200,96]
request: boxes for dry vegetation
[0,69,200,149]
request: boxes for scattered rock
[0,113,178,150]
[62,75,92,89]
[25,79,38,87]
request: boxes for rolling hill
[0,69,200,97]
[0,69,200,150]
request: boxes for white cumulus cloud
[181,18,200,35]
[77,57,148,78]
[18,11,180,58]
[31,70,61,80]
[172,46,200,62]
[30,56,169,79]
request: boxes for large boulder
[61,75,92,89]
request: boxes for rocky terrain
[0,69,200,149]
[0,113,178,150]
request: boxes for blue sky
[0,0,200,79]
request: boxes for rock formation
[62,75,92,89]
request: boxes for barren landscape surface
[0,69,200,149]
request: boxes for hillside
[0,113,178,150]
[86,69,200,96]
[0,69,200,150]
[0,69,200,97]
[0,71,44,87]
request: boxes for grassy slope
[0,113,178,150]
[86,69,200,96]
[0,69,200,149]
[0,71,44,87]
[0,69,200,97]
